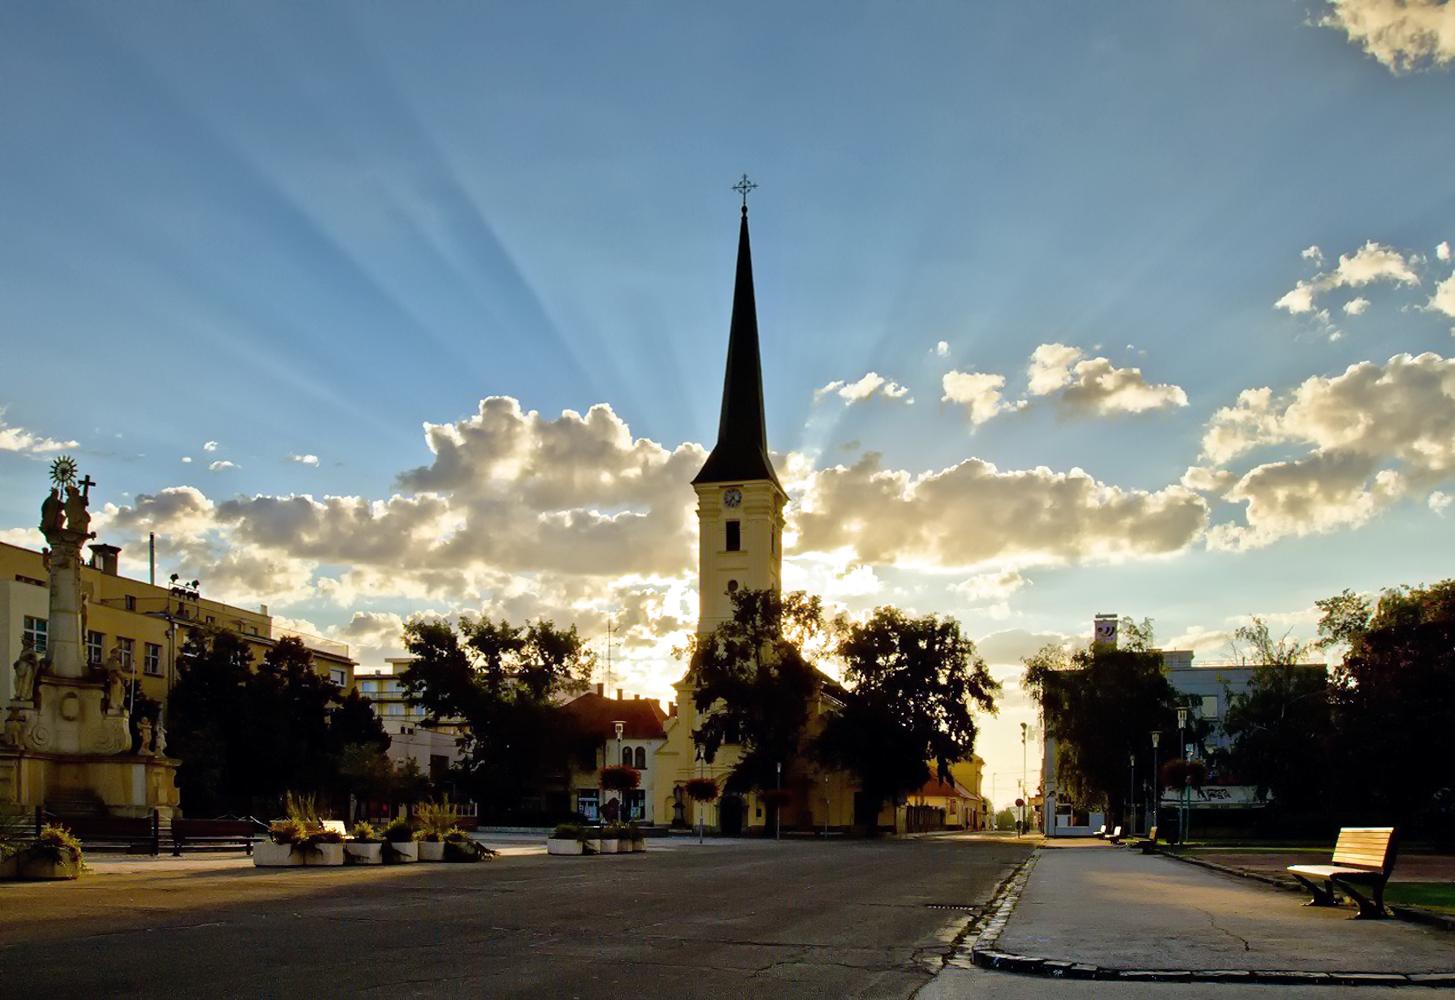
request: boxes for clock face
[723,488,743,508]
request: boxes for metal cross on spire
[732,173,758,211]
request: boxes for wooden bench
[1134,825,1160,854]
[1107,825,1124,845]
[1287,827,1398,919]
[1093,824,1107,838]
[50,811,161,854]
[170,817,265,856]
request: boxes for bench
[50,811,161,854]
[1093,824,1107,838]
[1133,825,1160,854]
[170,817,265,856]
[1106,825,1124,845]
[1287,827,1398,919]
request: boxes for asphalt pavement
[0,833,1032,999]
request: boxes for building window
[86,630,105,666]
[144,643,162,676]
[634,746,647,769]
[22,616,47,653]
[124,594,136,612]
[329,668,347,687]
[205,615,215,625]
[1200,694,1218,719]
[725,520,741,551]
[577,789,600,821]
[622,745,632,766]
[115,637,134,669]
[624,790,646,821]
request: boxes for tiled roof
[562,692,667,740]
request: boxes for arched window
[622,745,632,766]
[634,746,647,769]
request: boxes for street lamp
[1150,730,1161,837]
[1128,752,1136,835]
[612,720,625,822]
[1176,706,1189,844]
[1020,722,1028,835]
[695,745,705,845]
[775,761,782,841]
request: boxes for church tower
[692,193,786,634]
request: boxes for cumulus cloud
[1344,297,1370,316]
[181,456,193,464]
[208,460,237,472]
[1026,344,1187,415]
[1180,465,1237,497]
[1275,241,1419,316]
[1429,272,1455,320]
[951,570,1029,604]
[934,340,950,358]
[1302,245,1325,265]
[941,371,1019,426]
[1202,352,1455,549]
[1430,490,1452,516]
[1321,0,1455,73]
[792,452,1207,571]
[288,453,320,466]
[1438,241,1452,262]
[203,441,219,452]
[814,372,913,405]
[0,408,77,454]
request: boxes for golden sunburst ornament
[49,455,79,488]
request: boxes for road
[0,834,1032,999]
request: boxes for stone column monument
[0,459,180,819]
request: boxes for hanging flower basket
[685,777,719,802]
[600,765,641,792]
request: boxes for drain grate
[925,903,981,911]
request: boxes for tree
[1023,632,1177,827]
[1320,581,1455,833]
[815,608,997,828]
[1217,618,1331,816]
[687,589,824,796]
[400,616,595,819]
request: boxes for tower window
[725,520,741,551]
[726,579,739,594]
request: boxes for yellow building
[949,756,989,830]
[1,539,355,712]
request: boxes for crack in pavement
[1198,907,1252,952]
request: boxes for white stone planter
[345,842,383,865]
[631,839,646,853]
[303,843,345,866]
[18,853,81,881]
[254,841,304,867]
[599,838,620,854]
[418,840,446,862]
[546,838,584,855]
[384,840,418,863]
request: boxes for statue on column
[12,643,40,705]
[64,484,93,540]
[103,649,128,715]
[41,487,64,536]
[137,717,154,756]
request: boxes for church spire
[692,188,782,489]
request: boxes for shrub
[551,823,584,841]
[382,817,415,843]
[350,821,379,842]
[627,821,644,842]
[685,777,719,802]
[285,791,322,827]
[269,818,307,846]
[415,799,460,841]
[600,765,641,792]
[30,825,83,865]
[307,827,345,846]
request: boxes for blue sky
[3,1,1454,791]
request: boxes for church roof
[692,207,783,490]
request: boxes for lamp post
[775,761,782,841]
[1176,706,1188,844]
[1020,722,1028,835]
[1150,730,1161,836]
[695,745,705,845]
[612,720,625,823]
[1128,752,1136,835]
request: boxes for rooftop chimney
[88,543,121,576]
[617,688,623,701]
[595,682,604,696]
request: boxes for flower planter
[599,838,620,854]
[18,853,81,881]
[345,842,383,865]
[384,841,418,863]
[303,843,345,867]
[631,839,646,853]
[547,838,584,856]
[418,840,446,862]
[254,841,304,867]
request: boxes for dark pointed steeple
[693,204,782,490]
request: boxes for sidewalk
[975,842,1454,984]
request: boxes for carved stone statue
[40,487,64,537]
[137,717,154,755]
[103,649,128,715]
[13,645,40,704]
[153,721,167,757]
[64,484,92,539]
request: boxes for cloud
[1302,245,1325,264]
[1276,241,1419,316]
[288,453,320,466]
[1320,0,1455,73]
[208,460,237,472]
[0,408,78,454]
[1431,490,1452,516]
[181,456,193,464]
[1438,241,1452,262]
[1343,297,1370,316]
[203,441,219,452]
[791,452,1208,571]
[951,570,1029,604]
[941,371,1019,426]
[1180,465,1237,497]
[814,372,913,405]
[1026,344,1187,415]
[1429,272,1455,319]
[1202,352,1455,548]
[934,340,950,358]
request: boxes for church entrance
[719,794,745,836]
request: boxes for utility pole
[1020,722,1028,835]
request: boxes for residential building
[561,686,667,823]
[353,658,463,783]
[1,540,354,713]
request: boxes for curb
[961,848,1455,988]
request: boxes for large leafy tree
[168,631,389,816]
[1217,618,1331,816]
[815,608,998,827]
[1023,623,1176,826]
[1319,581,1455,832]
[400,617,594,819]
[688,589,824,795]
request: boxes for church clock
[723,488,743,508]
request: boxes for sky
[3,1,1454,805]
